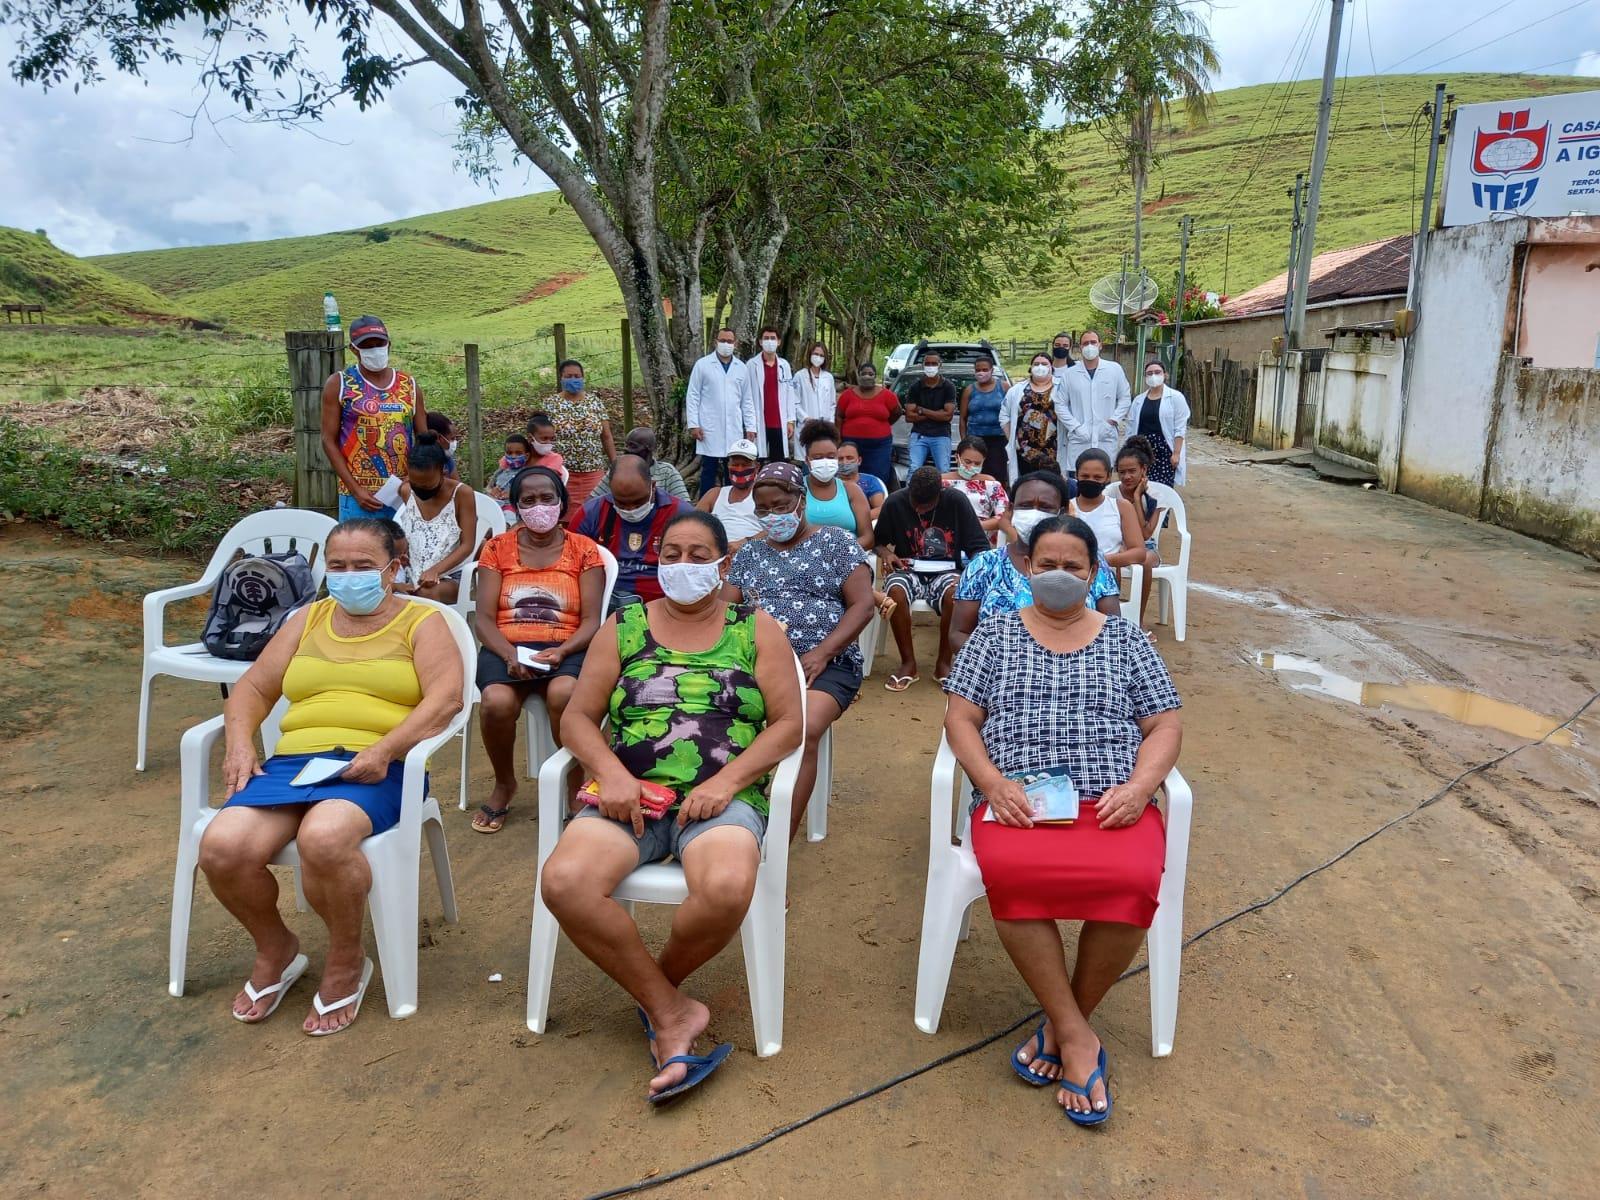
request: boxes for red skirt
[970,802,1165,926]
[564,469,605,525]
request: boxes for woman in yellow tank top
[198,519,463,1036]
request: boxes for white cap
[727,438,761,460]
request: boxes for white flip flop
[232,952,309,1023]
[306,957,374,1037]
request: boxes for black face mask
[412,483,442,500]
[1076,480,1107,499]
[1052,346,1070,359]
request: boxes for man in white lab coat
[686,326,758,497]
[1061,328,1131,475]
[743,324,794,461]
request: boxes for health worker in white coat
[1062,329,1132,474]
[686,326,758,497]
[744,324,795,462]
[789,341,836,457]
[1129,359,1190,487]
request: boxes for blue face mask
[560,377,585,394]
[760,509,802,542]
[326,567,390,615]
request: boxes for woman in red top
[834,362,902,489]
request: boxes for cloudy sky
[2,0,1597,257]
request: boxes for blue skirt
[221,751,412,836]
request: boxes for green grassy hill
[57,71,1600,351]
[0,227,200,325]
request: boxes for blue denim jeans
[907,433,952,474]
[338,494,396,521]
[697,455,726,499]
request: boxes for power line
[1413,0,1595,74]
[1382,0,1519,71]
[1361,0,1399,140]
[1220,0,1324,210]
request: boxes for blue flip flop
[636,1006,734,1106]
[1011,1021,1062,1086]
[1059,1044,1112,1127]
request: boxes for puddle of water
[1255,652,1575,746]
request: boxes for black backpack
[201,552,317,661]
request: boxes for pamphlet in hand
[372,475,403,508]
[290,756,352,787]
[909,558,953,573]
[983,766,1080,823]
[515,646,554,671]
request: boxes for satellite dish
[1089,270,1160,315]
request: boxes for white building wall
[1314,340,1403,483]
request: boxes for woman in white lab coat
[685,331,758,497]
[1128,361,1189,487]
[789,341,836,457]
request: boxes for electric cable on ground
[581,688,1599,1200]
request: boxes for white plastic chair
[167,598,474,1019]
[912,734,1193,1058]
[805,727,833,843]
[525,656,808,1056]
[1144,482,1191,641]
[469,489,508,553]
[457,546,619,811]
[137,508,337,771]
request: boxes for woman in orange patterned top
[472,465,607,833]
[318,315,429,521]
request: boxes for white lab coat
[1134,386,1191,487]
[1000,379,1079,483]
[685,353,756,459]
[1062,359,1132,466]
[744,354,794,446]
[789,367,836,455]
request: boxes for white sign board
[1442,90,1600,226]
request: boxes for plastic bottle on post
[323,292,340,334]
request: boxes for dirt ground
[2,436,1598,1199]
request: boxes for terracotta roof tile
[1222,234,1412,317]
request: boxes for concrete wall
[1314,338,1404,482]
[1254,352,1302,449]
[1516,242,1600,369]
[1483,366,1600,557]
[1183,295,1402,363]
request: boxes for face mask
[810,353,826,368]
[837,460,859,477]
[447,439,459,457]
[760,508,802,542]
[1030,568,1090,613]
[1030,363,1051,381]
[1052,345,1070,360]
[1146,373,1164,390]
[957,463,981,480]
[518,503,562,533]
[1076,479,1107,499]
[531,440,556,456]
[761,338,778,354]
[326,567,389,615]
[505,453,528,468]
[615,499,655,523]
[560,377,585,394]
[357,345,389,371]
[1081,344,1101,362]
[411,483,441,501]
[1010,508,1052,540]
[922,365,940,378]
[659,557,725,605]
[716,341,736,358]
[975,370,993,384]
[730,467,758,487]
[810,458,839,483]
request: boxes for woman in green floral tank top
[540,510,803,1104]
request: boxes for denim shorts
[810,660,863,711]
[572,797,767,866]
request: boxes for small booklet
[910,558,954,573]
[983,766,1080,823]
[290,756,351,787]
[372,475,403,508]
[515,646,554,671]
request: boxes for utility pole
[1288,0,1347,347]
[1276,175,1306,449]
[1406,83,1447,308]
[1116,250,1130,350]
[1173,215,1192,384]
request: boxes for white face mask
[810,353,826,368]
[448,439,460,456]
[1146,373,1164,390]
[615,499,655,523]
[715,341,736,358]
[810,458,839,483]
[1010,508,1053,540]
[1081,344,1101,362]
[357,345,390,371]
[531,440,555,456]
[922,365,940,378]
[761,337,779,354]
[658,557,725,605]
[1029,363,1052,381]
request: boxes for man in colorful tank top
[319,315,428,520]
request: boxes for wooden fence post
[704,315,715,349]
[464,343,483,488]
[553,322,567,367]
[286,330,343,513]
[621,317,634,430]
